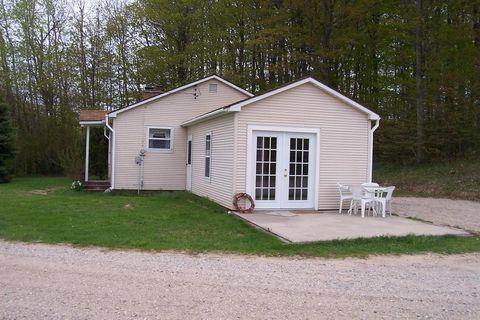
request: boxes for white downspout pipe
[105,115,115,189]
[368,119,380,182]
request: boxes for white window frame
[146,126,174,152]
[204,132,212,181]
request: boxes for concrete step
[83,180,111,191]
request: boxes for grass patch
[374,158,480,201]
[0,177,478,258]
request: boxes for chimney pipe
[142,85,163,100]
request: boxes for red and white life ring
[233,193,255,213]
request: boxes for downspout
[368,119,380,182]
[105,114,115,189]
[103,126,110,140]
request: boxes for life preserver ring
[233,193,255,213]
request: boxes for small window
[187,140,192,165]
[147,127,172,150]
[209,83,217,93]
[205,133,211,178]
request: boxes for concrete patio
[234,211,469,243]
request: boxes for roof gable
[182,77,380,126]
[109,75,253,118]
[229,77,380,119]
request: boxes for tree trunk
[320,0,333,86]
[415,0,425,163]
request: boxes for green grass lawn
[0,177,478,258]
[374,158,480,201]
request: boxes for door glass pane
[304,139,309,150]
[270,163,276,173]
[269,189,275,199]
[270,176,276,188]
[264,138,270,148]
[255,136,277,201]
[257,137,263,148]
[256,150,262,161]
[288,137,310,201]
[187,140,192,164]
[262,189,269,199]
[301,189,308,200]
[271,138,277,149]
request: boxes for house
[79,75,380,210]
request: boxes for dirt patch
[28,188,58,196]
[123,203,134,210]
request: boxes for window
[209,83,217,93]
[205,133,211,178]
[187,140,192,165]
[147,127,173,150]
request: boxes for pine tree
[0,94,14,183]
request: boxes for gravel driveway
[1,241,479,319]
[392,197,480,233]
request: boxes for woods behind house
[0,0,479,177]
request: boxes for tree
[414,0,425,163]
[0,0,477,173]
[0,93,14,182]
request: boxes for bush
[71,180,83,191]
[60,145,84,180]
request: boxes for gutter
[105,114,116,189]
[368,119,380,182]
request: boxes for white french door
[251,130,316,209]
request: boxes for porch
[234,210,468,243]
[79,110,111,191]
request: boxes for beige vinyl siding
[187,114,235,208]
[235,82,370,210]
[113,79,248,190]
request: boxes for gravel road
[392,197,480,233]
[1,241,479,319]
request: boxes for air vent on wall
[209,83,218,93]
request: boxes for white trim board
[246,124,320,210]
[80,120,105,126]
[109,75,253,118]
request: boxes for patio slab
[234,211,469,243]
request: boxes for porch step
[83,180,111,191]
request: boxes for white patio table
[347,185,387,218]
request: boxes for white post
[85,125,90,182]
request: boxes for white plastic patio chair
[337,183,353,213]
[370,187,388,218]
[348,186,377,218]
[385,186,396,215]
